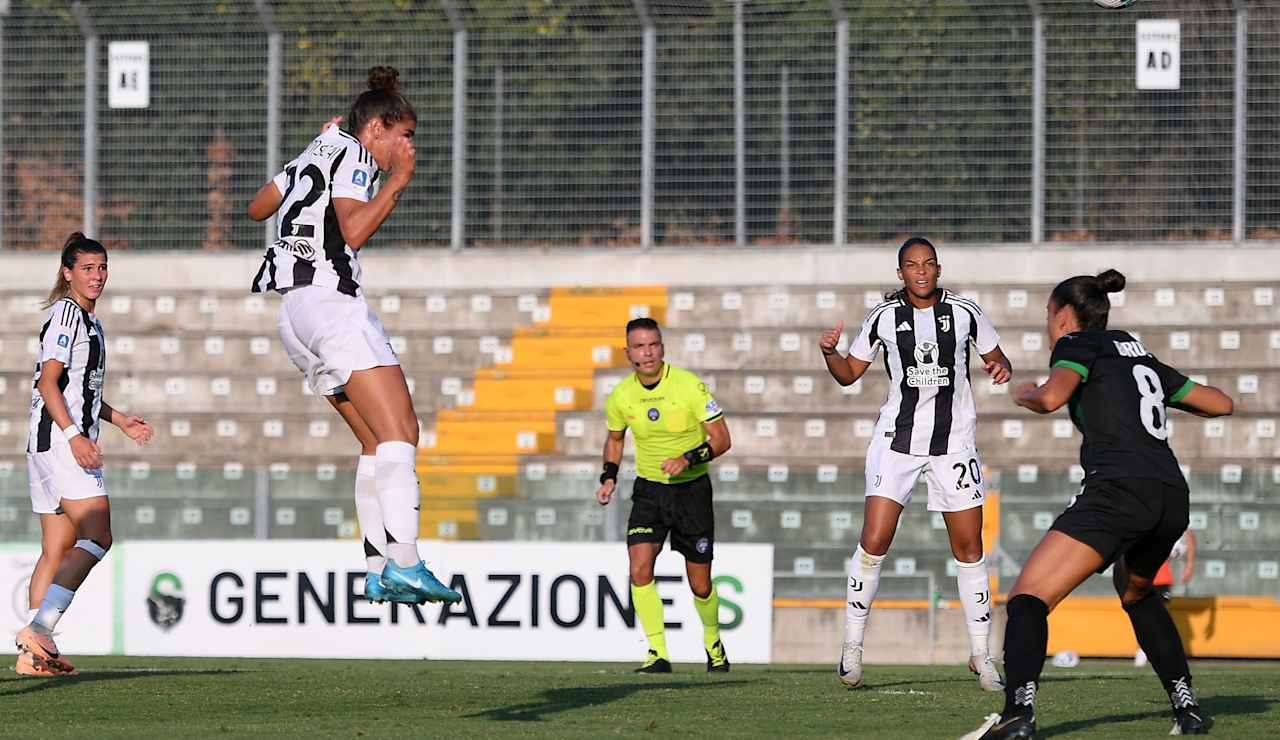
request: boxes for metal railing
[1,1,1277,250]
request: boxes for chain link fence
[1,0,1277,250]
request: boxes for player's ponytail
[44,232,108,309]
[1050,268,1125,331]
[346,65,416,136]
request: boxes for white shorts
[864,435,986,512]
[278,286,399,397]
[27,443,107,515]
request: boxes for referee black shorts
[1050,477,1189,579]
[626,475,715,564]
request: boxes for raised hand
[819,321,844,356]
[387,136,417,183]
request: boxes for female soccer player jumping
[820,237,1012,692]
[963,269,1233,739]
[16,233,154,676]
[247,66,459,606]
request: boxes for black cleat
[959,712,1036,740]
[634,649,672,674]
[706,640,730,673]
[1171,706,1212,735]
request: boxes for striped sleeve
[849,302,892,362]
[950,294,999,354]
[331,139,375,202]
[39,300,81,365]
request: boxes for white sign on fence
[1136,20,1180,91]
[118,540,774,662]
[0,545,115,654]
[108,41,150,109]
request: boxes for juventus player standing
[246,66,460,606]
[963,270,1232,739]
[819,237,1012,692]
[16,233,154,677]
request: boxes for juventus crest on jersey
[251,127,380,297]
[850,290,1000,456]
[29,298,106,453]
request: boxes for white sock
[844,545,885,646]
[375,441,421,568]
[955,556,992,655]
[353,455,386,574]
[32,584,75,635]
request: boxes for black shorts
[1050,477,1189,578]
[626,475,715,564]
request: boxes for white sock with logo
[353,455,386,575]
[844,545,886,646]
[956,556,993,655]
[32,584,75,635]
[375,441,421,568]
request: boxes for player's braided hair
[884,236,939,302]
[346,66,416,136]
[44,232,107,309]
[1050,269,1126,331]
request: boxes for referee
[594,318,732,673]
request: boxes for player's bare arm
[1171,383,1234,418]
[246,181,283,222]
[819,321,872,386]
[35,357,102,470]
[1012,366,1081,413]
[595,428,626,505]
[979,346,1013,384]
[660,417,731,476]
[332,135,416,249]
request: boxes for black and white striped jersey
[28,298,106,453]
[849,290,1000,456]
[251,126,379,297]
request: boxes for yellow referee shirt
[605,363,723,484]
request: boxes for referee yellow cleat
[705,640,730,673]
[634,649,672,674]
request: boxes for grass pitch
[2,657,1277,738]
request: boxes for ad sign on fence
[118,541,773,662]
[0,545,115,655]
[1136,20,1180,91]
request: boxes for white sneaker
[969,652,1005,692]
[837,642,864,688]
[1134,649,1148,668]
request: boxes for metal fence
[1,0,1277,251]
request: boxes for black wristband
[682,442,714,466]
[600,461,619,484]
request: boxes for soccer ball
[1093,0,1137,8]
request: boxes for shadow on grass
[0,668,245,698]
[1039,694,1275,737]
[469,678,754,722]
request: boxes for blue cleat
[364,572,390,603]
[379,561,462,605]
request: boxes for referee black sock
[1001,594,1049,719]
[1122,590,1195,706]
